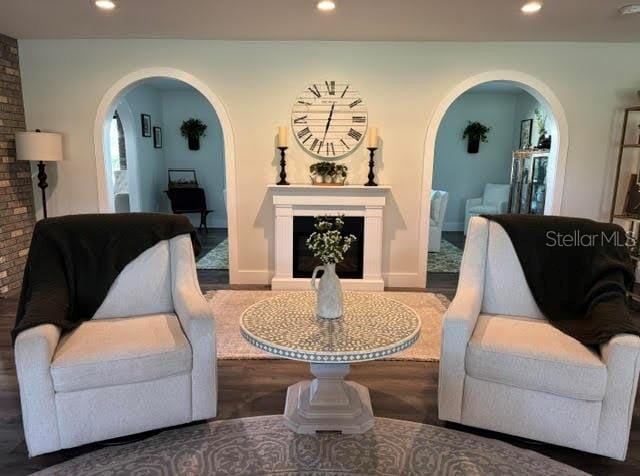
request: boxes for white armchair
[464,183,510,234]
[15,234,217,456]
[429,190,449,252]
[438,217,640,460]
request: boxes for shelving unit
[609,105,640,300]
[609,105,640,223]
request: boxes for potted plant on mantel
[180,118,208,151]
[462,121,491,154]
[309,161,348,185]
[306,216,357,319]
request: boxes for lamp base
[36,160,48,219]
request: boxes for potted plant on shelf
[462,121,491,154]
[306,216,357,319]
[309,162,348,184]
[334,164,348,184]
[180,118,208,151]
[535,108,551,149]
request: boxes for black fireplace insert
[292,216,365,279]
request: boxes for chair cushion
[482,184,510,206]
[468,204,500,215]
[483,221,545,319]
[466,314,607,401]
[92,240,174,319]
[51,313,192,393]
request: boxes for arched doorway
[93,67,238,283]
[418,70,569,286]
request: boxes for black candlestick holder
[365,147,378,186]
[277,146,289,185]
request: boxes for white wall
[119,84,166,213]
[433,92,518,230]
[161,90,227,228]
[17,40,640,286]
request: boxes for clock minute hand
[322,102,336,143]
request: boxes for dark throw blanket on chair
[13,213,200,344]
[482,214,640,345]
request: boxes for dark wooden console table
[165,187,212,233]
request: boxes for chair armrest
[465,198,482,213]
[497,200,508,214]
[438,285,482,423]
[14,324,62,456]
[597,334,640,460]
[174,280,215,336]
[170,235,217,420]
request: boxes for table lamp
[16,130,63,219]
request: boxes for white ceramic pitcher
[311,263,343,319]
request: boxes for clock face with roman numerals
[291,81,368,159]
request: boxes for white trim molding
[268,185,390,291]
[418,70,570,287]
[92,67,239,283]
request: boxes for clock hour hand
[322,102,336,144]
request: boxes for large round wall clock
[291,81,368,159]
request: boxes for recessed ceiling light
[317,1,336,12]
[95,0,116,10]
[521,2,542,14]
[619,4,640,15]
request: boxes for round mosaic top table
[241,291,421,434]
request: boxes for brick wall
[0,34,34,295]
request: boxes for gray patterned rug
[34,415,585,475]
[428,239,463,273]
[197,238,229,270]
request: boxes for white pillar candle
[277,126,288,147]
[367,127,378,148]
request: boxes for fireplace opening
[292,216,365,279]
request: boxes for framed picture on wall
[141,114,151,137]
[520,119,533,149]
[153,126,162,148]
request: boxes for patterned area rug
[428,239,463,273]
[206,290,449,361]
[35,415,586,476]
[196,238,229,270]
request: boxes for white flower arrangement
[306,216,357,265]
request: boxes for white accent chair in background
[464,183,510,234]
[14,234,217,456]
[438,216,640,460]
[429,190,449,252]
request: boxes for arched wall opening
[418,70,569,286]
[93,67,238,283]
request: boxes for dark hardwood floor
[1,234,639,474]
[195,228,230,291]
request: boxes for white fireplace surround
[269,185,390,291]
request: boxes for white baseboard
[232,269,425,289]
[443,222,464,232]
[272,277,384,291]
[383,272,425,288]
[232,269,271,285]
[209,217,228,229]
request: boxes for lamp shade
[16,131,63,162]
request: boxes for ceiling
[1,1,639,42]
[467,81,530,94]
[142,78,194,91]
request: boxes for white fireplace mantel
[268,184,391,291]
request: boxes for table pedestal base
[284,363,374,434]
